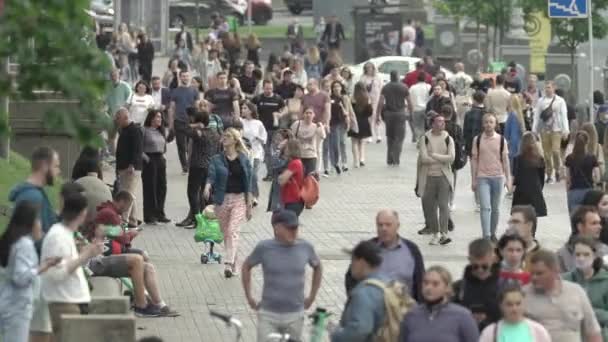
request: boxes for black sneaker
[342,166,349,172]
[134,304,161,317]
[334,165,342,175]
[157,217,171,224]
[439,236,452,245]
[448,219,455,232]
[555,172,561,182]
[262,175,273,182]
[157,305,180,317]
[127,220,143,229]
[176,217,194,227]
[490,234,498,244]
[360,161,365,167]
[417,226,433,235]
[144,219,158,225]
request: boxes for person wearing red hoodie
[90,190,179,317]
[403,61,432,88]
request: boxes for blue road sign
[548,0,588,18]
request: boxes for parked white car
[348,56,453,85]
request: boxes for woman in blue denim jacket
[0,201,61,342]
[204,128,253,278]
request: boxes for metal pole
[588,0,594,121]
[247,0,252,34]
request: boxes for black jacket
[344,236,425,302]
[425,95,452,114]
[137,41,155,65]
[463,105,486,156]
[116,122,144,171]
[321,22,345,44]
[188,127,221,169]
[452,263,501,331]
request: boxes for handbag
[348,102,359,134]
[540,96,556,122]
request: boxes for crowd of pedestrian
[6,12,608,342]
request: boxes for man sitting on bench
[89,190,178,317]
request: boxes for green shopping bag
[194,213,223,243]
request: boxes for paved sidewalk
[111,136,570,341]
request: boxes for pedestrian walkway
[119,138,570,341]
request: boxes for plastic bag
[194,212,223,243]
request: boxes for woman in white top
[359,62,383,142]
[240,101,267,206]
[128,80,155,125]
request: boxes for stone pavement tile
[101,138,571,340]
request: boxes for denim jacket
[207,152,253,205]
[331,272,387,342]
[0,236,39,315]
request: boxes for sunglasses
[470,264,491,271]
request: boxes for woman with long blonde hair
[304,46,322,80]
[245,33,261,67]
[504,94,527,172]
[512,132,547,218]
[359,62,383,142]
[204,127,253,278]
[580,122,605,180]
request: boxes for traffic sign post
[548,0,593,118]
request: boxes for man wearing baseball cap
[241,209,323,341]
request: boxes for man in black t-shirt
[205,71,240,129]
[377,71,413,166]
[275,69,297,100]
[252,80,285,180]
[238,61,257,98]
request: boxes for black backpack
[424,134,465,170]
[445,121,467,170]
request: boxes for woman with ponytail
[204,127,253,278]
[562,236,608,341]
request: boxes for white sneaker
[475,204,480,213]
[429,234,440,245]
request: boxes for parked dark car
[284,0,312,14]
[170,0,272,27]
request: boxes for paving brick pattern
[103,134,572,341]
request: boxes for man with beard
[10,146,61,234]
[8,146,61,342]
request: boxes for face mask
[575,256,594,270]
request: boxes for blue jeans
[567,188,591,215]
[477,176,504,238]
[251,158,261,198]
[329,123,347,167]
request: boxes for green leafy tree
[0,0,112,159]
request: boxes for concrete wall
[9,96,86,178]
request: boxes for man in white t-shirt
[532,81,569,183]
[41,188,104,341]
[409,71,431,141]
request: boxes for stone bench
[60,314,136,342]
[89,296,130,315]
[90,276,124,297]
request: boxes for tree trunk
[0,56,9,160]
